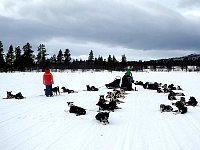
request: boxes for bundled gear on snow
[105,76,121,89]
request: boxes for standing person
[43,68,54,97]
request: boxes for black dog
[134,81,143,86]
[6,91,15,99]
[143,82,159,90]
[186,96,198,107]
[168,92,177,100]
[15,92,25,99]
[157,88,164,93]
[4,91,24,99]
[96,99,119,112]
[61,87,75,94]
[160,104,173,113]
[99,95,107,103]
[172,101,187,114]
[95,112,110,125]
[52,86,60,95]
[86,85,99,91]
[168,84,176,90]
[96,100,112,111]
[67,102,86,116]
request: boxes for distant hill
[170,54,200,61]
[154,54,200,62]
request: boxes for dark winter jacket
[121,74,132,91]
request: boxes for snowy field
[0,70,200,150]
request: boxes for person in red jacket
[43,68,54,97]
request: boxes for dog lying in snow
[113,88,127,98]
[176,96,198,107]
[67,102,86,116]
[61,87,77,94]
[110,96,124,104]
[106,89,127,100]
[143,82,159,90]
[168,91,185,100]
[95,112,110,125]
[156,83,183,94]
[3,91,25,99]
[160,104,173,113]
[168,84,183,90]
[52,86,60,95]
[172,100,187,114]
[96,100,114,112]
[168,92,177,100]
[86,85,99,91]
[96,97,121,112]
[99,95,108,103]
[106,91,115,99]
[5,91,15,99]
[185,96,198,107]
[134,81,143,86]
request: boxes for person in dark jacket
[121,71,133,91]
[43,68,54,97]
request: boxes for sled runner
[105,76,121,89]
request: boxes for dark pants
[45,85,53,97]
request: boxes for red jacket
[43,70,54,85]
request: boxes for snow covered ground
[0,70,200,150]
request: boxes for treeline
[0,41,127,72]
[1,41,200,72]
[127,58,200,72]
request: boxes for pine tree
[36,44,48,69]
[57,49,63,69]
[95,55,104,69]
[22,43,35,71]
[112,55,117,63]
[14,46,23,71]
[97,56,103,62]
[88,50,94,62]
[63,49,71,68]
[112,55,118,70]
[6,45,15,72]
[50,54,57,69]
[121,54,127,70]
[0,41,5,72]
[107,55,113,70]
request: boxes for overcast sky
[0,0,200,61]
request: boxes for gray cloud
[0,0,200,60]
[178,0,200,8]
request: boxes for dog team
[135,80,198,114]
[66,88,128,125]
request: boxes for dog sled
[105,76,121,89]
